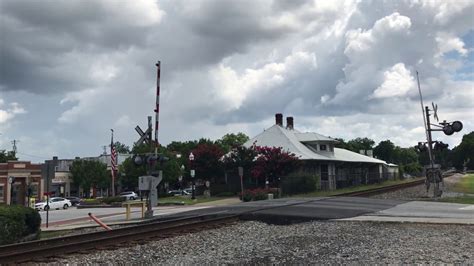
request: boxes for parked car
[65,196,82,206]
[119,191,137,200]
[167,190,190,196]
[35,197,72,211]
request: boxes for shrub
[0,205,41,245]
[101,196,127,205]
[240,188,277,202]
[281,174,319,195]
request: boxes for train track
[334,179,426,197]
[0,214,239,264]
[0,179,427,264]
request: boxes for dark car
[66,197,82,206]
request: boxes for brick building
[0,161,43,205]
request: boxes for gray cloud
[0,0,472,162]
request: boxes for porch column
[6,180,11,205]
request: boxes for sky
[0,0,473,163]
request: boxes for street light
[189,152,195,200]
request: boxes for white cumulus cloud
[372,63,416,98]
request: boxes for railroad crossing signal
[418,102,463,198]
[135,116,153,145]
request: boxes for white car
[35,197,72,211]
[119,191,138,200]
[167,190,190,196]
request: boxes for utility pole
[11,139,19,154]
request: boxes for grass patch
[292,177,425,198]
[452,174,474,194]
[40,230,74,239]
[439,196,474,204]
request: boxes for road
[40,197,474,230]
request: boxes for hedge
[0,205,41,245]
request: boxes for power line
[16,151,50,160]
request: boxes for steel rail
[0,178,430,263]
[0,214,239,264]
[334,179,425,197]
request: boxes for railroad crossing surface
[41,197,474,231]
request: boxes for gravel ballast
[56,220,473,265]
[50,175,472,264]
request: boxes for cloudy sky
[1,0,473,162]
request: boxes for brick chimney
[275,113,283,126]
[286,117,294,130]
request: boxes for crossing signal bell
[442,121,463,136]
[133,154,169,167]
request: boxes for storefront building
[0,161,43,205]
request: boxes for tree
[216,133,250,153]
[191,143,225,182]
[222,144,258,184]
[347,137,375,153]
[373,140,396,162]
[0,150,17,163]
[334,138,350,150]
[120,143,182,191]
[251,146,300,184]
[451,131,474,170]
[112,141,130,153]
[70,159,109,197]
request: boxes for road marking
[459,205,474,210]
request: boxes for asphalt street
[40,197,474,230]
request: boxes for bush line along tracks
[0,179,424,264]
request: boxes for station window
[320,144,327,151]
[0,185,4,202]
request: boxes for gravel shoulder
[47,175,473,264]
[55,220,473,265]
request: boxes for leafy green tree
[451,131,474,170]
[216,133,250,153]
[347,137,375,153]
[0,150,17,163]
[223,144,258,184]
[335,137,375,152]
[70,159,109,197]
[334,138,350,150]
[112,141,130,153]
[374,140,396,162]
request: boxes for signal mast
[416,71,463,197]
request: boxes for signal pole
[416,72,463,198]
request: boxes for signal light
[417,142,427,152]
[133,155,144,166]
[443,125,454,135]
[451,121,463,132]
[133,154,169,166]
[442,121,463,136]
[434,141,448,151]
